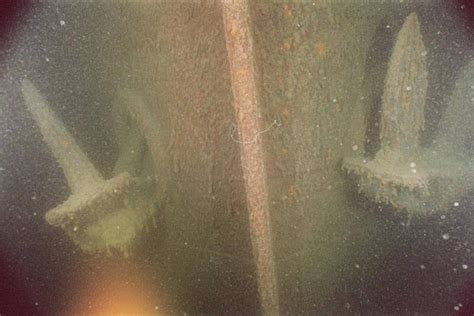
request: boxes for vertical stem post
[221,1,280,315]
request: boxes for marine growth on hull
[343,12,474,215]
[22,79,157,256]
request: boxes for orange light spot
[63,262,174,316]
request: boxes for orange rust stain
[281,41,291,52]
[315,40,327,57]
[325,148,334,163]
[237,67,250,80]
[283,5,293,17]
[195,89,206,100]
[229,25,240,38]
[280,108,290,120]
[287,184,298,201]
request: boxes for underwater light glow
[63,264,171,316]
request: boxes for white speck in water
[355,264,360,269]
[31,195,37,200]
[33,212,37,216]
[420,264,426,269]
[421,51,427,57]
[440,215,446,220]
[73,226,78,232]
[60,20,65,26]
[462,264,468,270]
[386,24,391,28]
[454,202,459,207]
[442,233,450,240]
[454,305,460,311]
[411,169,417,174]
[406,86,412,91]
[34,302,39,306]
[410,162,416,168]
[352,145,358,151]
[45,57,50,62]
[332,98,337,103]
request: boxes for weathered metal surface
[22,79,157,256]
[221,1,280,314]
[343,12,429,213]
[343,13,474,215]
[379,12,427,159]
[126,2,259,313]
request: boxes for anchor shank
[22,79,103,192]
[379,13,427,159]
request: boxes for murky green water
[1,1,473,315]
